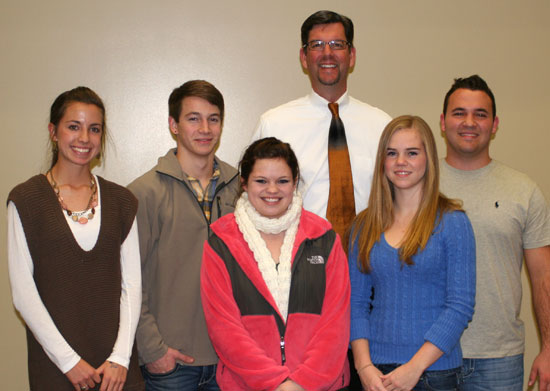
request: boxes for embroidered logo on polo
[307,255,325,264]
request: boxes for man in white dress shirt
[253,10,390,222]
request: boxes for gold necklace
[47,170,97,224]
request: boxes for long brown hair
[349,115,462,272]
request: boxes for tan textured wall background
[1,1,548,389]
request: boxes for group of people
[7,9,550,391]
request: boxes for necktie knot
[328,102,339,119]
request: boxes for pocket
[421,367,460,391]
[142,363,180,379]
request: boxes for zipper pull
[280,336,286,364]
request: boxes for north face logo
[307,255,325,264]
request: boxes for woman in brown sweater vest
[7,87,144,391]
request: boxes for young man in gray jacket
[128,80,239,390]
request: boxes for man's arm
[128,180,194,370]
[128,181,167,363]
[525,245,550,390]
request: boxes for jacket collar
[155,148,238,186]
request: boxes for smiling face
[243,158,297,219]
[169,96,221,160]
[48,102,103,168]
[384,128,427,194]
[441,88,499,168]
[299,22,356,102]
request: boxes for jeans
[376,364,462,390]
[462,354,524,391]
[141,363,220,391]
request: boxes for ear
[439,113,446,133]
[299,47,308,69]
[491,115,499,135]
[349,47,357,68]
[48,123,57,141]
[241,177,247,192]
[168,116,178,135]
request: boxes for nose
[322,42,333,55]
[396,154,407,166]
[464,113,476,127]
[198,118,210,133]
[266,182,278,193]
[79,129,89,143]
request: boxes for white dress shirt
[253,90,391,218]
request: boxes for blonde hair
[349,115,462,272]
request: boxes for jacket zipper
[216,196,221,219]
[178,171,237,233]
[280,336,286,365]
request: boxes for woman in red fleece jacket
[201,137,350,391]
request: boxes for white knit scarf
[234,192,302,321]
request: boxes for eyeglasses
[303,40,351,51]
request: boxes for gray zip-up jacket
[128,148,239,366]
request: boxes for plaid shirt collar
[186,161,221,222]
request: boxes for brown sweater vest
[8,175,144,391]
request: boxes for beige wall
[1,0,548,389]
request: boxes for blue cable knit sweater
[349,210,476,370]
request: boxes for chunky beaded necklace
[47,170,98,224]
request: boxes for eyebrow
[185,112,220,116]
[252,175,292,180]
[64,119,102,126]
[451,107,489,114]
[386,147,421,151]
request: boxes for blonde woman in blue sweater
[349,115,475,391]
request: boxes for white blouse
[7,176,141,373]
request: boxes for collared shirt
[253,90,391,218]
[186,161,221,222]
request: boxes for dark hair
[49,86,106,168]
[301,10,354,51]
[239,137,300,189]
[443,74,496,118]
[168,80,224,123]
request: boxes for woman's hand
[380,362,423,391]
[274,379,305,391]
[358,364,388,391]
[66,359,101,391]
[380,342,442,390]
[97,361,127,391]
